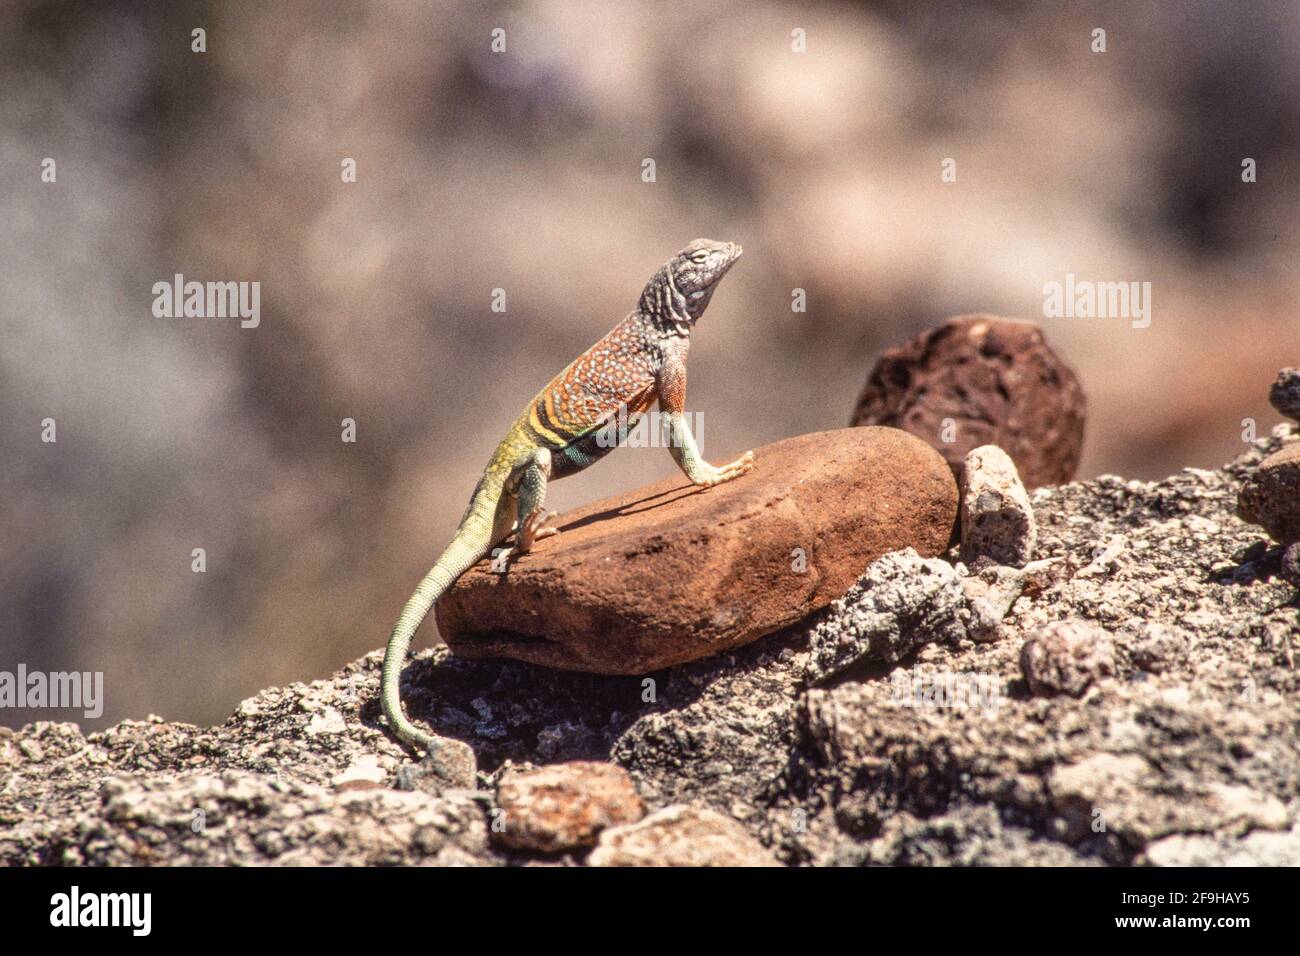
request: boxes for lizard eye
[691,252,711,263]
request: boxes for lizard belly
[524,320,659,476]
[548,383,656,478]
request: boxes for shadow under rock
[363,629,803,774]
[1209,539,1296,595]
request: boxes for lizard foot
[532,510,561,541]
[492,510,556,571]
[516,507,560,552]
[692,450,756,488]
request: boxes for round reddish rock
[1269,368,1300,422]
[493,762,644,853]
[1280,542,1300,588]
[1237,444,1300,545]
[587,804,778,867]
[1020,620,1115,698]
[436,427,958,674]
[851,315,1086,489]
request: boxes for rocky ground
[2,426,1297,867]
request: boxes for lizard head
[672,238,742,318]
[642,239,743,333]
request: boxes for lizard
[381,238,755,767]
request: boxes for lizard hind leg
[500,448,559,562]
[490,492,517,548]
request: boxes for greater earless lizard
[382,239,754,769]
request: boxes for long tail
[381,479,501,753]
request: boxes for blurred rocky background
[3,0,1299,729]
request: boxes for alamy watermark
[1043,273,1151,329]
[0,664,104,718]
[890,664,1001,718]
[50,886,150,936]
[594,403,704,451]
[152,273,260,328]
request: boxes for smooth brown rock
[493,762,644,853]
[437,427,957,674]
[852,315,1086,489]
[1237,444,1300,544]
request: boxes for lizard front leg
[657,352,755,488]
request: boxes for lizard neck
[638,264,694,337]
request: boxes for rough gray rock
[804,549,973,685]
[2,426,1298,866]
[1020,620,1116,697]
[56,765,488,866]
[961,444,1037,567]
[803,548,1063,683]
[1142,826,1300,866]
[958,558,1068,643]
[1127,622,1186,674]
[1269,367,1300,422]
